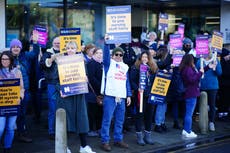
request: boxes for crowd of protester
[0,28,230,153]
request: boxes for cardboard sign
[60,28,81,53]
[0,78,20,116]
[195,35,209,58]
[177,23,185,39]
[57,54,88,97]
[33,25,48,47]
[148,71,172,104]
[106,5,131,44]
[169,34,183,50]
[158,13,168,31]
[211,31,223,53]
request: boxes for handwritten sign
[57,54,88,97]
[60,28,81,53]
[106,5,131,44]
[169,34,183,50]
[0,79,20,116]
[196,35,209,58]
[158,13,168,31]
[148,71,172,104]
[33,25,48,47]
[211,31,223,53]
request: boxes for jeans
[0,116,17,148]
[184,97,197,133]
[155,102,167,125]
[135,97,155,132]
[16,90,30,133]
[203,90,218,123]
[101,95,125,143]
[47,84,57,134]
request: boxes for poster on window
[148,71,172,105]
[0,78,20,116]
[56,54,88,97]
[106,5,131,44]
[60,28,81,53]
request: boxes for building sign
[0,78,20,116]
[106,5,131,44]
[60,28,81,53]
[56,54,88,97]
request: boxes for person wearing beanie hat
[10,38,40,143]
[100,43,132,152]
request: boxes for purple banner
[169,34,183,50]
[195,35,209,58]
[33,25,48,47]
[177,23,185,39]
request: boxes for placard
[139,64,149,90]
[56,54,88,97]
[158,13,168,31]
[60,28,81,53]
[211,31,223,53]
[177,23,185,39]
[195,35,209,58]
[106,5,131,44]
[172,54,184,67]
[169,34,183,50]
[0,78,20,116]
[33,25,48,47]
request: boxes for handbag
[88,82,103,106]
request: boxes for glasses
[115,53,123,57]
[1,58,10,61]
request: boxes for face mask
[183,46,191,53]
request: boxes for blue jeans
[47,84,57,134]
[184,97,197,133]
[16,90,30,133]
[101,95,125,144]
[155,102,167,125]
[0,116,17,148]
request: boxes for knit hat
[182,38,192,45]
[10,39,22,49]
[112,47,124,56]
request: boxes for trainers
[101,143,111,152]
[182,130,197,138]
[209,122,215,131]
[87,131,99,137]
[79,145,96,153]
[114,141,129,148]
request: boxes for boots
[4,148,11,153]
[143,130,154,145]
[136,132,145,146]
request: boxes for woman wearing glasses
[0,51,24,153]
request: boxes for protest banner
[211,31,223,54]
[60,28,81,53]
[148,71,172,105]
[0,78,20,116]
[32,25,48,47]
[106,5,131,44]
[177,23,185,39]
[56,54,88,97]
[169,34,183,50]
[172,54,184,67]
[196,35,209,58]
[139,64,149,112]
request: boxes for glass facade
[5,0,220,49]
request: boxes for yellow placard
[151,77,171,96]
[60,35,81,53]
[211,34,223,50]
[57,54,87,85]
[0,86,20,106]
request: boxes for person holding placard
[0,51,24,153]
[40,36,60,140]
[56,41,96,153]
[196,50,222,131]
[130,51,158,145]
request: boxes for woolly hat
[10,39,22,49]
[112,47,124,56]
[183,38,192,45]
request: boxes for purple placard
[139,64,148,90]
[195,35,209,58]
[177,23,185,39]
[158,13,168,31]
[172,54,183,66]
[169,34,182,50]
[33,25,48,47]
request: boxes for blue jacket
[196,59,222,90]
[12,44,40,90]
[103,44,132,97]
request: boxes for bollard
[198,91,209,134]
[55,108,67,153]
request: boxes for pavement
[5,107,229,153]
